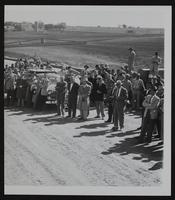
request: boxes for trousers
[107,103,113,121]
[95,101,105,117]
[113,102,124,128]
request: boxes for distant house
[21,22,34,31]
[4,25,15,32]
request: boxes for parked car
[138,68,164,86]
[27,69,60,104]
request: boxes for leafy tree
[5,21,15,26]
[45,24,54,30]
[55,22,66,32]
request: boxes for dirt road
[4,107,163,186]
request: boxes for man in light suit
[139,86,160,143]
[78,76,91,121]
[112,80,128,131]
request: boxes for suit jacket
[78,84,91,98]
[55,81,67,99]
[68,82,79,103]
[94,82,107,101]
[143,94,160,119]
[113,86,128,106]
[78,84,91,110]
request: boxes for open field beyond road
[5,31,164,68]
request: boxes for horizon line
[4,21,164,29]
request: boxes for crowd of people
[4,49,164,144]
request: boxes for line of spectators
[4,50,164,144]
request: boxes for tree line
[4,21,67,32]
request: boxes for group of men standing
[54,49,163,144]
[4,48,164,143]
[55,69,129,132]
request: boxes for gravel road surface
[4,107,163,186]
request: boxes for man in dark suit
[112,80,128,131]
[67,76,79,118]
[94,75,107,119]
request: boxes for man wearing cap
[112,80,128,131]
[128,48,136,73]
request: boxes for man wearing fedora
[67,76,79,118]
[112,80,128,131]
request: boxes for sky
[5,6,171,28]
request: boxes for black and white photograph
[3,4,172,196]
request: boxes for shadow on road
[5,106,163,171]
[106,129,140,138]
[76,122,109,129]
[23,115,81,126]
[102,133,163,170]
[22,114,99,126]
[74,129,110,137]
[5,106,56,116]
[5,106,99,126]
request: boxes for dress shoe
[77,117,83,121]
[136,126,141,130]
[120,126,124,130]
[111,127,118,131]
[105,120,111,123]
[154,135,161,139]
[94,116,100,118]
[145,139,152,144]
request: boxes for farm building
[4,25,15,32]
[20,22,33,31]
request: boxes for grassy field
[4,30,164,69]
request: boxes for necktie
[116,88,119,97]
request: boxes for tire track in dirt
[5,109,162,186]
